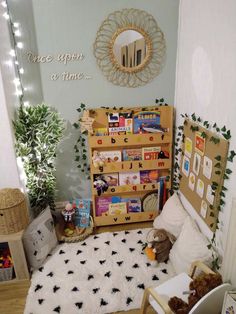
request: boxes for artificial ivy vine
[173,113,236,270]
[73,103,91,179]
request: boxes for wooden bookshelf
[88,105,173,227]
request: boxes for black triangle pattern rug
[24,228,175,314]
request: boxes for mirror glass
[113,30,147,68]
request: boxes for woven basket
[0,188,29,235]
[60,216,94,243]
[0,267,13,281]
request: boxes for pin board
[179,120,229,231]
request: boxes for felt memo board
[179,120,229,232]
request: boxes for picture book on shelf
[140,170,159,184]
[103,173,119,186]
[93,128,108,136]
[108,112,133,135]
[99,150,122,162]
[119,171,140,185]
[122,148,142,161]
[142,147,161,160]
[108,202,127,215]
[95,197,112,216]
[74,199,90,227]
[133,110,166,134]
[127,198,142,212]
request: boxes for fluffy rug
[24,228,175,314]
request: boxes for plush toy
[144,228,176,264]
[92,150,105,168]
[168,272,223,314]
[93,175,109,196]
[61,203,76,237]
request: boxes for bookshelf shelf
[88,106,173,227]
[91,159,171,175]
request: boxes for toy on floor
[61,203,76,237]
[0,248,13,268]
[92,150,105,168]
[93,175,109,196]
[144,228,176,264]
[168,272,223,314]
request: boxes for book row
[93,110,168,136]
[94,170,168,186]
[95,179,167,217]
[97,147,169,163]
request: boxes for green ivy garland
[173,113,235,270]
[73,103,91,179]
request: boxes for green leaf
[207,244,212,249]
[226,168,232,175]
[160,98,164,102]
[214,162,221,168]
[73,123,79,129]
[214,155,221,161]
[201,132,207,139]
[191,113,196,121]
[224,174,229,180]
[221,126,226,132]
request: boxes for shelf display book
[88,105,173,227]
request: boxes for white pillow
[23,206,58,270]
[153,192,188,237]
[169,216,212,274]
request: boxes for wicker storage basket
[0,266,13,281]
[0,188,29,235]
[60,216,94,243]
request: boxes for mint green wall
[16,0,179,200]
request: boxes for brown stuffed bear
[145,229,176,264]
[168,272,223,314]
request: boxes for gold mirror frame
[94,8,166,88]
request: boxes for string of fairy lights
[2,0,29,106]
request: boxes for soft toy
[144,228,176,264]
[168,272,223,314]
[93,175,109,196]
[92,150,105,168]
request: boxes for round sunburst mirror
[94,8,166,88]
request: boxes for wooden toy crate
[0,188,29,235]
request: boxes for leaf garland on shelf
[73,103,91,179]
[173,113,235,270]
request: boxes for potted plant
[13,103,64,217]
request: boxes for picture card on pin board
[184,137,192,158]
[206,184,214,205]
[203,156,212,180]
[195,132,205,156]
[182,155,190,177]
[200,200,208,219]
[188,172,196,191]
[193,152,201,176]
[196,178,204,198]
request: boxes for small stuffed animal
[92,150,105,168]
[168,272,223,314]
[145,228,176,264]
[93,175,109,196]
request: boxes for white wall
[22,0,179,201]
[175,0,236,253]
[0,4,21,189]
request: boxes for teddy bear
[92,150,105,168]
[144,228,176,264]
[168,272,223,314]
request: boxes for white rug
[24,228,175,314]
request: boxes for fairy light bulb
[13,22,19,28]
[1,1,7,8]
[15,29,21,37]
[9,49,15,57]
[23,101,29,107]
[3,12,9,20]
[19,68,24,74]
[17,42,23,49]
[13,78,20,86]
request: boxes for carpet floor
[24,228,175,314]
